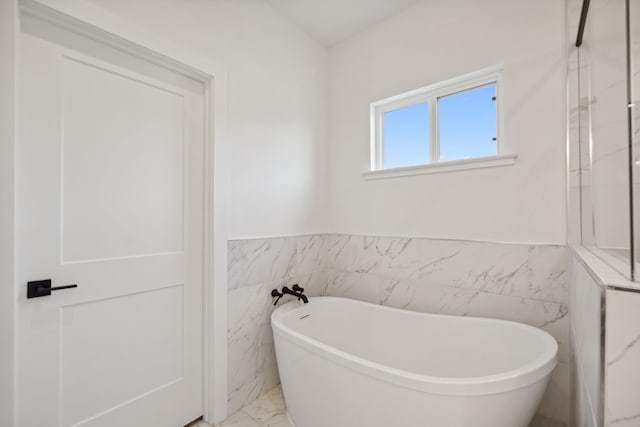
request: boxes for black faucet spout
[282,285,309,304]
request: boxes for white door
[17,31,204,427]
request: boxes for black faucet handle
[271,289,283,306]
[292,284,305,293]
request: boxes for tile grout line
[239,408,263,426]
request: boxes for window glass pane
[438,84,497,161]
[383,102,430,169]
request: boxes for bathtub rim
[272,297,558,396]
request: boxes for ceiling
[265,0,418,47]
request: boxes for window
[369,66,513,177]
[438,84,497,161]
[383,102,430,169]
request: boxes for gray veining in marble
[326,234,570,425]
[218,386,293,427]
[227,235,328,413]
[228,233,570,425]
[569,253,603,427]
[327,234,568,304]
[605,289,640,427]
[228,237,297,291]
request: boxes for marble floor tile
[242,386,287,423]
[260,413,293,427]
[529,413,568,427]
[214,383,562,427]
[217,386,293,427]
[218,410,261,427]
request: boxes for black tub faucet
[271,289,284,306]
[282,285,309,304]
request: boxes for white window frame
[368,65,515,178]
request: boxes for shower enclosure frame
[574,0,638,282]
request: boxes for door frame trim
[15,0,230,424]
[0,2,18,427]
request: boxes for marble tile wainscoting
[326,234,570,426]
[605,289,640,426]
[227,235,328,414]
[569,248,640,427]
[569,255,603,427]
[227,234,570,425]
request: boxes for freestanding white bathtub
[272,297,557,427]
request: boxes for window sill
[362,154,517,180]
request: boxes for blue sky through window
[381,84,497,168]
[383,102,429,169]
[438,84,497,161]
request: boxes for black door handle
[27,279,77,299]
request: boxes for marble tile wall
[568,45,595,247]
[228,233,570,425]
[585,0,633,252]
[325,234,570,426]
[605,289,640,426]
[569,255,603,427]
[567,0,636,253]
[566,0,592,247]
[227,235,328,414]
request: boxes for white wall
[328,0,567,245]
[86,0,330,240]
[0,1,16,426]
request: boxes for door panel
[17,32,204,427]
[61,55,185,263]
[61,285,184,426]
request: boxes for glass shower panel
[581,0,632,276]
